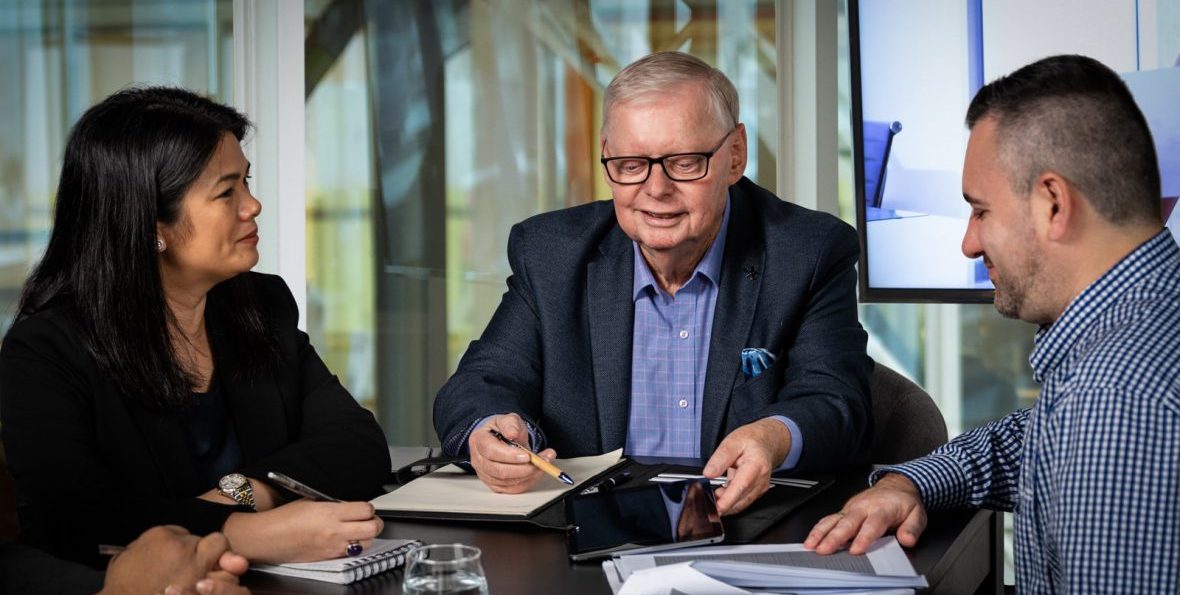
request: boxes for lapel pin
[743,266,759,281]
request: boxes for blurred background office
[0,0,1041,446]
[3,0,1177,582]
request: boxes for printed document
[605,536,925,594]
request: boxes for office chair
[867,361,948,465]
[862,120,903,211]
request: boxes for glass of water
[403,543,489,595]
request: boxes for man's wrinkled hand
[468,413,557,494]
[703,418,791,516]
[804,473,927,555]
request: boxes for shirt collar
[633,196,732,300]
[1029,229,1178,382]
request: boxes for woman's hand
[221,500,384,564]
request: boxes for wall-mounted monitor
[851,0,1180,303]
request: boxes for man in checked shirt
[806,54,1180,592]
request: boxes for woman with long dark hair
[0,87,390,568]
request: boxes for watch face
[219,473,247,492]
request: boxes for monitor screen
[851,0,1180,302]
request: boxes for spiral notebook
[251,538,422,585]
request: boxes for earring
[156,238,166,252]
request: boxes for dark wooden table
[245,464,1003,595]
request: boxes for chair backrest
[868,361,947,464]
[862,120,902,209]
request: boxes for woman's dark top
[183,376,243,489]
[0,273,392,568]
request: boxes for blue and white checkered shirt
[876,230,1180,594]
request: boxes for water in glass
[403,571,488,595]
[402,544,488,595]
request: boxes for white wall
[859,0,971,218]
[982,0,1138,79]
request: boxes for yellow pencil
[488,428,574,485]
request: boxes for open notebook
[372,449,624,519]
[251,538,421,585]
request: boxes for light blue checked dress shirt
[626,199,802,467]
[875,230,1180,594]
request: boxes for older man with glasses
[433,51,871,515]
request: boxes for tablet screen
[566,478,724,560]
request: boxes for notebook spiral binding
[342,540,422,582]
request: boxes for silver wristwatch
[217,473,256,510]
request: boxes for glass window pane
[0,0,233,337]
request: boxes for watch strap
[219,475,257,510]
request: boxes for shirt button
[678,399,688,408]
[679,330,689,339]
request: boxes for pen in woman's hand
[488,428,575,485]
[265,472,365,557]
[266,472,342,502]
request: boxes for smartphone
[565,478,724,561]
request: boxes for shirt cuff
[769,415,803,471]
[869,453,972,511]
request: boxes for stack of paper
[604,536,926,595]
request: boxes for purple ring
[346,541,363,557]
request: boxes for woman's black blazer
[0,273,391,567]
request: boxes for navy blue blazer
[433,177,872,471]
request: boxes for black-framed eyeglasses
[600,128,735,185]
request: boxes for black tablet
[565,478,724,561]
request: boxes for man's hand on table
[703,418,791,516]
[804,473,927,555]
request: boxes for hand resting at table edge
[803,473,928,555]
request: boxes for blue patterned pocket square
[741,347,776,378]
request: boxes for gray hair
[602,51,739,136]
[966,55,1161,225]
